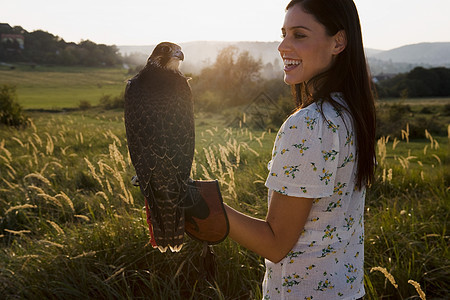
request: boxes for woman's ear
[333,30,347,55]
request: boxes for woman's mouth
[283,59,302,72]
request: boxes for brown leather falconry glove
[184,180,229,244]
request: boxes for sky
[1,0,449,51]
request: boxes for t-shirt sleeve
[265,108,340,198]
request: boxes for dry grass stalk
[105,267,126,283]
[0,145,12,162]
[204,147,217,173]
[381,168,393,183]
[32,133,43,147]
[60,146,70,156]
[40,163,49,174]
[58,131,66,143]
[96,191,109,202]
[109,142,126,171]
[38,239,64,248]
[105,179,113,194]
[432,154,442,166]
[200,164,213,180]
[11,137,24,148]
[50,161,64,169]
[401,123,410,143]
[45,133,54,155]
[191,158,197,177]
[219,145,232,168]
[77,132,84,144]
[27,185,45,194]
[46,220,65,235]
[28,137,38,154]
[392,137,400,150]
[0,154,9,164]
[84,157,104,189]
[224,128,233,139]
[71,251,96,260]
[377,137,388,166]
[242,143,260,157]
[370,267,398,289]
[38,193,63,208]
[24,173,52,187]
[396,156,417,170]
[5,204,37,214]
[4,229,31,236]
[5,163,16,177]
[56,191,75,212]
[2,177,19,190]
[205,129,215,137]
[74,214,90,221]
[29,118,37,133]
[105,130,122,147]
[427,131,439,149]
[408,280,426,300]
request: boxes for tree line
[0,24,121,66]
[2,23,449,100]
[374,67,450,98]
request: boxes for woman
[222,0,376,299]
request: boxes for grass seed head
[370,267,398,289]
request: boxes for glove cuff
[185,180,229,244]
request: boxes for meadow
[0,67,449,299]
[0,65,128,109]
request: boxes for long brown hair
[286,0,376,187]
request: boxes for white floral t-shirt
[263,93,365,300]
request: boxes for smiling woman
[186,1,376,299]
[279,5,347,86]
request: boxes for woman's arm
[224,190,313,263]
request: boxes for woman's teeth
[284,59,301,66]
[283,59,302,71]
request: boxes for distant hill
[118,41,450,75]
[371,42,450,66]
[120,41,283,75]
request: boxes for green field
[0,68,449,299]
[0,65,129,109]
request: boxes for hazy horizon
[2,0,450,51]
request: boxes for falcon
[124,42,194,253]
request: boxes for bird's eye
[161,46,170,53]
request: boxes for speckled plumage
[124,42,194,252]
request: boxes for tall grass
[0,111,448,299]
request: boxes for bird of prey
[124,42,194,253]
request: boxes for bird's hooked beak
[173,49,184,61]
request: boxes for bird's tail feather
[144,198,158,249]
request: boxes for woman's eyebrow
[282,25,312,32]
[290,25,312,31]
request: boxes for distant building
[372,73,396,84]
[1,33,25,50]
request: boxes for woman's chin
[283,75,304,85]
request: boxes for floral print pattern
[264,93,365,299]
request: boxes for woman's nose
[278,38,290,56]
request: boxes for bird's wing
[124,71,194,250]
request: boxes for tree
[0,23,123,66]
[0,85,29,127]
[376,67,450,98]
[193,46,263,107]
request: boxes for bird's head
[147,42,184,71]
